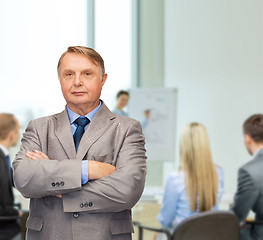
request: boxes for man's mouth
[72,91,86,96]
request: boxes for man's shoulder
[242,152,263,170]
[99,103,136,125]
[111,112,140,129]
[239,153,263,183]
[29,110,66,126]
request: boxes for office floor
[132,201,162,240]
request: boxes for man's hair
[243,114,263,143]
[57,46,105,76]
[0,113,18,140]
[116,90,129,98]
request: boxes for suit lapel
[76,103,116,160]
[54,109,76,159]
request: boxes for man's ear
[244,134,252,145]
[7,130,15,143]
[101,73,107,87]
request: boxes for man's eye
[85,73,89,75]
[66,73,72,76]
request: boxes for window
[1,0,88,163]
[1,0,88,127]
[95,0,132,111]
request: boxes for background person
[155,122,224,239]
[112,90,151,132]
[0,113,21,240]
[232,114,263,240]
[112,90,129,117]
[13,46,147,240]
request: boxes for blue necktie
[73,117,90,151]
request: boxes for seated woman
[156,122,224,239]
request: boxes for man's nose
[74,74,82,86]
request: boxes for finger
[26,151,34,156]
[29,152,42,159]
[27,155,38,160]
[35,150,50,159]
[25,152,35,159]
[26,152,42,160]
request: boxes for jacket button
[89,202,93,207]
[60,181,64,186]
[84,203,89,207]
[51,182,55,187]
[56,182,60,187]
[73,212,80,218]
[80,203,84,208]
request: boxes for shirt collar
[67,101,102,125]
[0,144,9,156]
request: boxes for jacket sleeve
[12,120,82,198]
[62,120,147,213]
[231,167,258,221]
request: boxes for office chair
[246,220,263,226]
[0,203,29,240]
[0,215,21,240]
[133,210,240,240]
[133,221,172,240]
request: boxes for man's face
[244,134,253,155]
[11,120,20,147]
[59,53,107,113]
[117,94,129,109]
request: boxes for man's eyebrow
[62,68,74,73]
[81,68,94,72]
[61,68,94,73]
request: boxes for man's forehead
[60,52,98,67]
[62,52,89,62]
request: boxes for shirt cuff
[81,160,89,184]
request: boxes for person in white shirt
[112,90,129,117]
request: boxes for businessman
[0,113,21,239]
[13,46,147,240]
[232,114,263,240]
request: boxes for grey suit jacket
[232,148,263,240]
[13,102,147,240]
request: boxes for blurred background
[1,0,263,238]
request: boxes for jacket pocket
[110,219,134,235]
[26,216,43,231]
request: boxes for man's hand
[26,150,50,160]
[88,161,116,180]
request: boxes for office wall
[165,0,263,194]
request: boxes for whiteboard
[128,88,177,161]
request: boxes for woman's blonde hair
[179,122,218,212]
